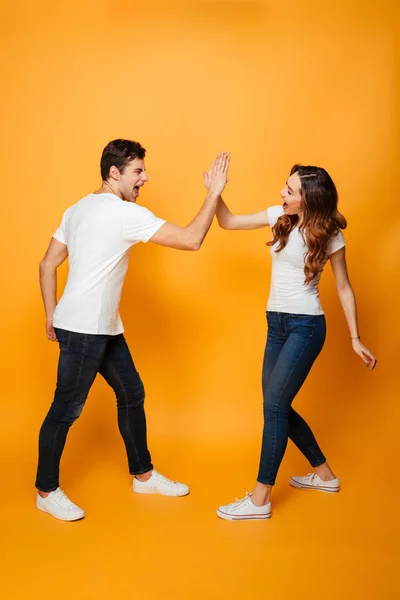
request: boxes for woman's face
[280,172,303,216]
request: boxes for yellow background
[1,0,398,598]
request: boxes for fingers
[220,153,229,173]
[205,152,232,189]
[210,154,219,177]
[213,152,224,175]
[208,154,220,179]
[206,152,231,196]
[219,152,230,172]
[362,350,377,371]
[46,325,57,342]
[210,152,230,176]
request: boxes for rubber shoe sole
[290,477,340,493]
[36,503,85,521]
[133,485,189,497]
[216,508,272,521]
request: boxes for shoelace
[229,492,251,509]
[152,471,177,487]
[51,489,74,509]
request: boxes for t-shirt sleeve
[327,230,345,255]
[53,210,68,245]
[267,205,284,227]
[123,204,166,244]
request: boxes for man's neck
[94,180,122,199]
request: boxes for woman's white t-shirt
[266,205,345,315]
[52,193,166,335]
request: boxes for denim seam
[108,360,144,473]
[296,431,326,465]
[44,334,89,489]
[261,333,314,485]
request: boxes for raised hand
[204,152,230,196]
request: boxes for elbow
[337,282,353,295]
[187,240,201,251]
[39,259,55,274]
[217,217,229,230]
[182,234,202,250]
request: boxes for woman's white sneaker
[36,488,85,521]
[133,470,190,497]
[290,473,340,493]
[217,493,272,521]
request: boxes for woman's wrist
[351,335,360,340]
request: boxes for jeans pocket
[287,315,316,338]
[54,328,71,351]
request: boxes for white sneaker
[36,488,85,521]
[290,473,340,493]
[217,493,272,521]
[133,470,190,497]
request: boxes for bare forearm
[39,263,57,319]
[216,196,233,228]
[151,153,229,250]
[337,285,359,338]
[184,191,219,249]
[216,196,269,230]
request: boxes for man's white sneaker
[290,473,340,493]
[36,488,85,521]
[217,493,272,521]
[133,470,190,497]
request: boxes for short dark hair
[100,139,146,180]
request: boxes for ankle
[252,482,272,506]
[314,467,336,481]
[134,470,153,482]
[38,490,50,498]
[251,494,270,507]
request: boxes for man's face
[119,158,149,203]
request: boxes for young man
[36,139,230,521]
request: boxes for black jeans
[257,312,327,486]
[36,328,153,492]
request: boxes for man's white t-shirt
[266,205,345,315]
[52,193,165,335]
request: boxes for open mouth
[283,202,288,209]
[133,186,140,198]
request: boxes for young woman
[207,162,377,521]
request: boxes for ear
[109,166,120,181]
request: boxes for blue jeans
[35,329,153,492]
[257,312,327,486]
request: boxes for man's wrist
[206,191,219,202]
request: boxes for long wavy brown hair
[268,164,347,284]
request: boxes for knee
[117,382,145,409]
[264,398,289,419]
[65,405,84,423]
[47,400,85,425]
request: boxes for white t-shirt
[52,193,166,335]
[266,205,345,315]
